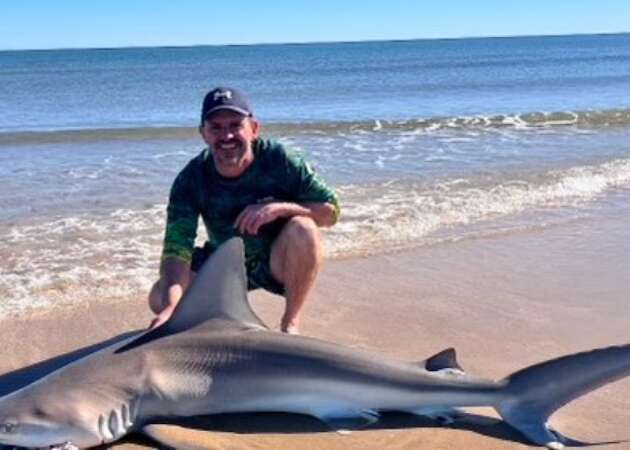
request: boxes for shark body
[0,238,629,449]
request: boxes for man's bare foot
[283,324,300,335]
[281,315,300,335]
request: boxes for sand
[1,218,629,449]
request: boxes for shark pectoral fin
[49,443,79,450]
[315,408,380,433]
[141,423,220,450]
[408,406,463,425]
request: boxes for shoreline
[2,215,629,449]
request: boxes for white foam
[325,158,630,257]
[0,204,168,318]
[2,158,629,317]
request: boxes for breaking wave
[3,108,630,145]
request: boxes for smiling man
[148,87,339,334]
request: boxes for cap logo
[213,90,233,101]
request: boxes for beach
[2,208,629,449]
[2,34,630,449]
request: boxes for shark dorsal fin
[424,348,464,372]
[117,238,267,353]
[165,237,268,331]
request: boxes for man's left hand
[234,203,286,235]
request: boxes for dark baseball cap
[201,87,253,122]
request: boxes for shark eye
[0,422,17,433]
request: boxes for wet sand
[1,214,629,449]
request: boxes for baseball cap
[200,87,253,123]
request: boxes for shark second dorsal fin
[423,348,465,373]
[117,238,267,353]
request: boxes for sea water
[1,34,629,315]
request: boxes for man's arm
[150,158,201,328]
[234,201,336,235]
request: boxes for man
[148,87,339,334]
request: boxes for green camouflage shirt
[161,138,339,266]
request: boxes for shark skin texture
[0,238,629,449]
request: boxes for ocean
[1,33,630,316]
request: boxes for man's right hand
[148,258,192,329]
[149,304,176,329]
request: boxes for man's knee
[282,216,321,252]
[271,217,323,282]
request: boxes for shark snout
[0,416,81,448]
[0,394,98,448]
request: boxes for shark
[0,237,629,449]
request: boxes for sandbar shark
[0,238,629,449]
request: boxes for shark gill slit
[97,414,112,442]
[121,402,131,429]
[97,403,133,443]
[126,397,141,430]
[115,401,137,437]
[108,408,121,438]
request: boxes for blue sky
[1,0,628,50]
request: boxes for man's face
[200,110,260,178]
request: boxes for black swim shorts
[190,242,285,295]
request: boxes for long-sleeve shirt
[161,138,340,267]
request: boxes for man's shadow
[0,333,624,449]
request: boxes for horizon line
[1,30,628,53]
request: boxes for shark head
[0,415,78,448]
[0,388,96,448]
[0,238,266,448]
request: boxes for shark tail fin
[496,344,630,449]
